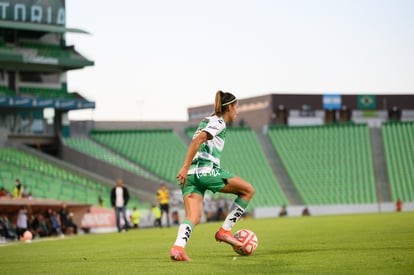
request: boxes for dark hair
[214,90,237,116]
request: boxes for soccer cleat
[170,245,192,262]
[215,228,243,249]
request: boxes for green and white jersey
[188,115,226,175]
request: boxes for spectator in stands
[12,179,22,198]
[21,185,29,198]
[26,192,33,200]
[131,207,140,228]
[16,206,28,240]
[110,178,130,232]
[396,198,403,212]
[157,183,170,227]
[98,195,104,207]
[0,187,8,197]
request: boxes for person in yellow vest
[152,204,162,228]
[12,179,22,198]
[131,207,140,228]
[157,183,170,227]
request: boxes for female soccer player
[170,91,255,261]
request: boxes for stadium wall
[254,202,414,218]
[188,94,414,129]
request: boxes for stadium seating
[19,87,75,99]
[63,137,158,180]
[0,85,15,96]
[185,127,290,209]
[268,124,377,205]
[382,121,414,202]
[90,129,188,184]
[19,41,71,58]
[3,121,412,210]
[0,147,140,207]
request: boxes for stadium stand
[382,121,414,202]
[268,123,377,205]
[19,86,75,99]
[19,41,71,58]
[90,129,188,184]
[0,147,133,207]
[0,85,15,96]
[1,0,414,218]
[63,137,159,181]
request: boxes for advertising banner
[35,98,55,108]
[0,95,94,110]
[80,207,116,229]
[0,0,66,26]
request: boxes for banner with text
[0,0,66,26]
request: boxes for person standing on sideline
[16,206,28,240]
[110,179,130,232]
[170,91,255,261]
[131,207,140,228]
[59,203,70,235]
[157,183,170,227]
[151,204,162,228]
[396,198,403,212]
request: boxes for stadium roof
[0,20,90,34]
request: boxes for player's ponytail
[214,90,237,116]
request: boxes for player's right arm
[176,131,209,186]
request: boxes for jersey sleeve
[203,116,225,138]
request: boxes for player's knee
[246,184,255,198]
[242,183,255,200]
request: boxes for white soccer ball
[233,229,258,256]
[20,230,33,242]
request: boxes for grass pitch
[2,212,414,274]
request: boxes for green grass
[2,212,414,274]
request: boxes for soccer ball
[20,230,33,242]
[233,229,258,256]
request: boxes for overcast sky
[65,0,414,121]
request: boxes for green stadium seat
[382,122,414,202]
[0,148,141,208]
[63,137,157,180]
[19,86,75,99]
[91,129,188,184]
[0,86,15,96]
[268,124,377,205]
